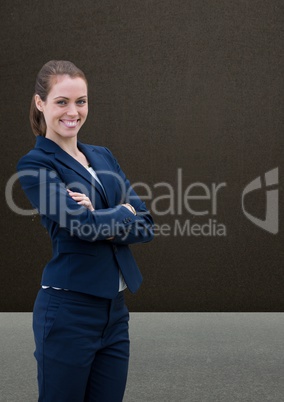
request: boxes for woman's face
[36,75,88,140]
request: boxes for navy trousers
[33,287,130,402]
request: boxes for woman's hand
[121,203,136,215]
[67,189,95,212]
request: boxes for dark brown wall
[1,0,283,311]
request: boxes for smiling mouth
[60,119,80,128]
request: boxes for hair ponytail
[30,94,46,136]
[29,60,88,136]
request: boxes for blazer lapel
[35,137,109,205]
[78,142,117,207]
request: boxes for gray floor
[0,313,283,402]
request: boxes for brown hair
[30,60,88,136]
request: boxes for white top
[42,164,127,293]
[85,165,105,193]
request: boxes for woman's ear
[35,94,44,112]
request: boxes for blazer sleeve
[17,151,154,244]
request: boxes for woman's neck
[46,133,80,158]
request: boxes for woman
[17,60,154,402]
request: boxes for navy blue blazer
[17,136,154,298]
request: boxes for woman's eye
[77,99,87,105]
[55,99,87,106]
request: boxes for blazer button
[113,245,118,253]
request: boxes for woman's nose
[66,104,79,116]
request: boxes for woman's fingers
[67,190,95,211]
[67,189,86,198]
[67,190,87,201]
[70,195,87,201]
